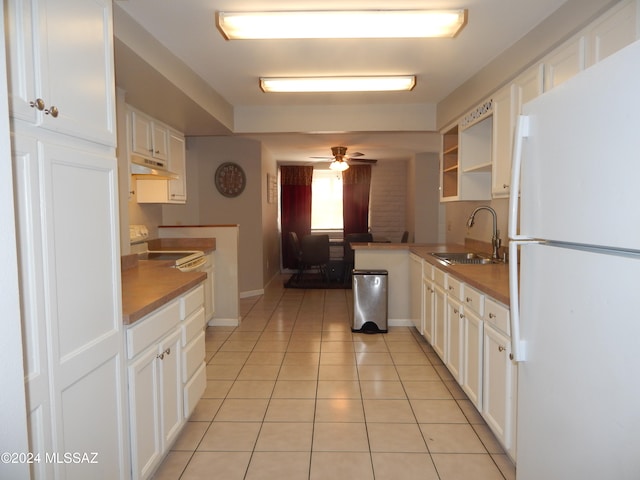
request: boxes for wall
[444,198,509,254]
[369,160,408,242]
[260,145,281,287]
[410,153,442,243]
[167,136,265,295]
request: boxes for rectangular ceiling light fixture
[217,10,467,39]
[259,76,417,93]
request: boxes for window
[311,169,343,229]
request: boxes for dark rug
[284,273,352,289]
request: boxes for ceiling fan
[311,146,377,171]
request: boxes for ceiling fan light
[260,76,416,93]
[217,10,467,39]
[329,159,349,171]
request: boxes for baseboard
[208,317,240,327]
[240,289,264,298]
[388,319,414,328]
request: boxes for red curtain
[342,164,372,235]
[280,166,314,269]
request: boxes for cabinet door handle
[503,183,510,189]
[157,352,165,360]
[498,345,506,352]
[448,286,454,291]
[459,313,464,319]
[30,98,45,111]
[45,105,59,118]
[489,312,496,319]
[466,297,472,303]
[165,347,171,356]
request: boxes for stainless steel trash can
[352,270,388,333]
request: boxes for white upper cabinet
[491,85,513,198]
[492,64,543,198]
[542,0,638,92]
[134,127,188,204]
[442,1,638,203]
[543,36,586,91]
[167,131,187,202]
[585,0,638,66]
[5,0,117,146]
[131,110,168,161]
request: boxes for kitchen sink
[430,252,499,265]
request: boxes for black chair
[299,234,330,283]
[288,232,303,280]
[343,233,373,283]
[401,231,409,243]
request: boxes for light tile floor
[152,278,516,480]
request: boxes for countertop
[121,258,206,325]
[121,237,215,325]
[353,242,511,305]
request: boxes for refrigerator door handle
[509,239,542,362]
[508,115,530,241]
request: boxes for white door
[41,0,116,145]
[445,297,463,382]
[482,324,514,454]
[422,278,435,344]
[433,284,446,361]
[516,243,640,479]
[128,346,162,480]
[41,141,127,480]
[168,132,187,202]
[5,0,116,145]
[160,329,183,451]
[519,39,640,249]
[462,309,483,409]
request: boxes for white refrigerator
[508,39,640,479]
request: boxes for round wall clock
[214,162,246,197]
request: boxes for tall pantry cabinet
[5,0,129,479]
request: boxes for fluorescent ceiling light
[260,76,416,93]
[217,10,467,39]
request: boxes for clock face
[215,162,246,197]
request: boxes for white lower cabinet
[422,264,435,344]
[445,295,464,383]
[128,328,181,479]
[127,284,205,479]
[445,276,464,382]
[462,286,485,410]
[181,287,207,418]
[433,279,447,361]
[409,253,424,334]
[412,260,516,461]
[462,308,484,409]
[482,299,517,460]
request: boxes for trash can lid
[352,269,388,275]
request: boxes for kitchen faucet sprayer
[466,206,501,260]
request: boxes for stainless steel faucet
[467,206,501,260]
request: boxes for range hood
[130,155,179,179]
